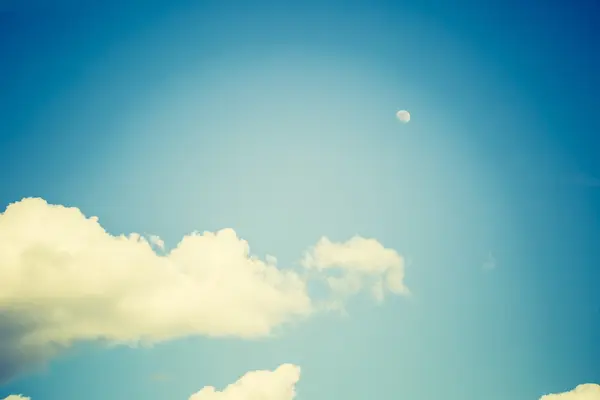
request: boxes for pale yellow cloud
[302,236,410,303]
[189,364,300,400]
[540,384,600,400]
[0,198,408,382]
[0,198,311,344]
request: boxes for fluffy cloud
[189,364,300,400]
[2,396,31,400]
[540,384,600,400]
[0,198,407,383]
[302,236,409,302]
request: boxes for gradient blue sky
[1,0,599,399]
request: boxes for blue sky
[0,1,599,400]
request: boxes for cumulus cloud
[0,198,408,383]
[302,236,409,303]
[540,384,600,400]
[189,364,300,400]
[2,396,31,400]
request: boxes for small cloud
[151,373,171,383]
[482,252,496,271]
[302,236,410,304]
[147,235,165,250]
[571,173,600,187]
[540,383,600,399]
[189,364,300,400]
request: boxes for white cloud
[302,236,410,303]
[482,252,496,271]
[540,384,600,400]
[2,396,31,400]
[0,198,408,383]
[189,364,300,400]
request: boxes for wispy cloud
[572,173,600,187]
[562,172,600,188]
[482,252,496,271]
[151,373,171,383]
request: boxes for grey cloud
[0,310,61,384]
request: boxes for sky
[0,1,599,400]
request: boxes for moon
[396,110,410,123]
